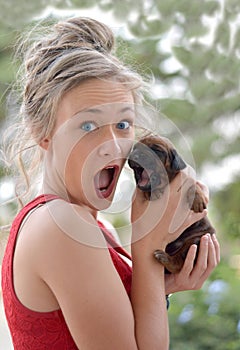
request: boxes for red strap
[97,221,132,261]
[14,194,59,229]
[14,194,131,261]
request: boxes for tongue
[99,169,112,190]
[138,169,151,187]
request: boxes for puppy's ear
[150,145,167,163]
[171,149,186,171]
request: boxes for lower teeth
[100,188,107,192]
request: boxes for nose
[97,125,122,157]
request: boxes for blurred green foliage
[0,0,239,348]
[169,263,240,349]
[0,26,17,125]
[214,177,240,241]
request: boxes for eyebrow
[83,106,135,114]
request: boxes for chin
[81,192,115,212]
[94,194,116,211]
[67,184,117,212]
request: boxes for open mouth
[94,165,119,198]
[128,160,160,192]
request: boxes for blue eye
[117,121,130,130]
[80,121,97,132]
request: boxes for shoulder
[26,198,107,248]
[17,199,109,278]
[20,198,115,287]
[25,200,126,301]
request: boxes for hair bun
[54,17,115,53]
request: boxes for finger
[192,234,209,275]
[181,244,198,275]
[212,233,221,263]
[206,233,217,269]
[193,234,218,287]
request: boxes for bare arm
[131,245,169,349]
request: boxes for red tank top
[1,194,132,349]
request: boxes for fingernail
[202,234,208,242]
[205,233,210,241]
[208,233,214,244]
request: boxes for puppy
[128,134,215,274]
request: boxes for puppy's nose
[130,150,146,163]
[131,152,140,162]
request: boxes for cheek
[64,144,87,188]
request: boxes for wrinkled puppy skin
[128,135,215,274]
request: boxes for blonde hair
[4,16,147,206]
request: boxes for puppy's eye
[80,121,97,132]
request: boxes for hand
[131,169,208,250]
[165,233,220,294]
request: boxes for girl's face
[44,78,136,214]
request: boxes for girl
[1,17,220,349]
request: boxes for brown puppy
[128,134,215,274]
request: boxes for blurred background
[0,0,239,349]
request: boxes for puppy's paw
[188,186,207,213]
[154,249,169,264]
[154,250,182,274]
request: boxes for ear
[150,145,167,163]
[39,138,50,150]
[171,149,186,171]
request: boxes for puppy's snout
[150,172,161,188]
[130,151,141,163]
[130,149,145,163]
[129,151,146,169]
